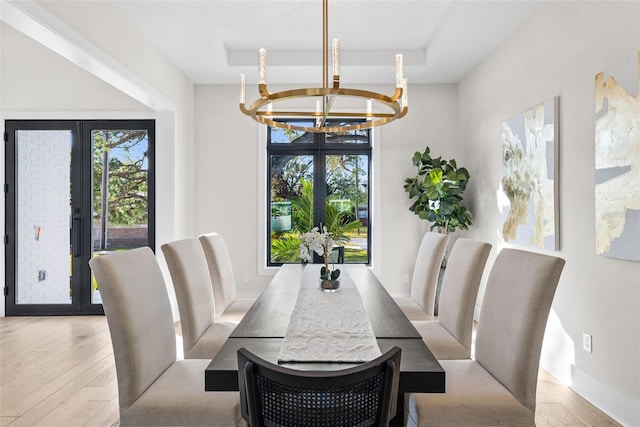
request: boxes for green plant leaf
[412,151,423,166]
[429,169,443,184]
[418,211,430,220]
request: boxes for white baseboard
[567,365,639,427]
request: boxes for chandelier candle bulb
[332,38,340,77]
[258,48,267,85]
[396,54,404,87]
[366,99,372,119]
[239,74,246,104]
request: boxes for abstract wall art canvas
[499,97,559,250]
[595,51,640,261]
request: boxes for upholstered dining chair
[394,231,449,321]
[412,238,492,359]
[89,247,244,426]
[161,237,236,359]
[406,248,566,426]
[199,232,256,323]
[237,346,402,427]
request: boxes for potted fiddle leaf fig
[403,146,473,234]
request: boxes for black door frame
[4,119,155,315]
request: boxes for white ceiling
[113,0,544,85]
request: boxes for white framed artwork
[499,96,559,251]
[595,51,640,261]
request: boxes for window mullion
[313,132,326,230]
[313,152,326,230]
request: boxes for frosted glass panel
[16,130,72,304]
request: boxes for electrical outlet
[402,273,409,284]
[242,273,249,284]
[582,333,592,353]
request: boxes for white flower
[299,223,341,281]
[299,224,335,260]
[299,243,312,262]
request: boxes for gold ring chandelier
[239,0,408,133]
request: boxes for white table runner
[277,264,382,363]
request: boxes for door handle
[72,218,81,257]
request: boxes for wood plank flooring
[0,316,620,426]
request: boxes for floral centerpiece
[299,224,341,289]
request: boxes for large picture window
[267,120,371,266]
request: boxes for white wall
[193,84,458,295]
[193,85,263,294]
[376,84,459,292]
[457,2,640,424]
[0,22,149,111]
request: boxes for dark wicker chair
[237,346,402,427]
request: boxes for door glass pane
[91,129,149,304]
[16,130,73,304]
[269,154,313,263]
[326,154,369,263]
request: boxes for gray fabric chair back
[410,232,449,316]
[199,232,237,314]
[438,238,492,351]
[89,247,176,411]
[161,238,216,356]
[475,248,565,410]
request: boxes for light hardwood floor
[0,316,620,427]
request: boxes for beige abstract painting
[595,51,640,261]
[500,97,559,250]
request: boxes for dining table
[205,264,445,426]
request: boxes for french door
[4,120,155,315]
